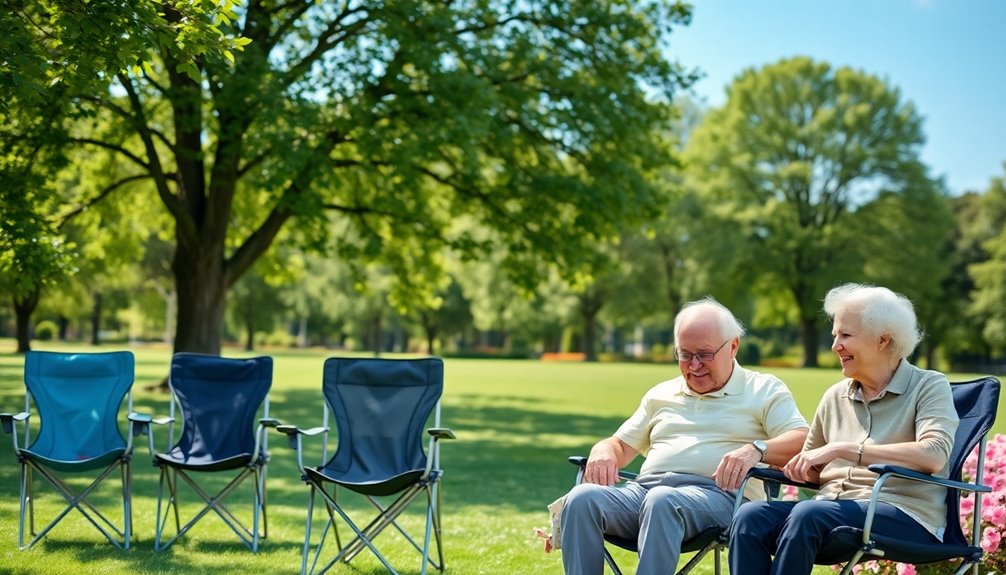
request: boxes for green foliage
[969,165,1006,352]
[33,320,57,340]
[5,0,699,354]
[685,56,933,366]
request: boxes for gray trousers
[560,472,736,575]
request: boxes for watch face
[753,440,768,455]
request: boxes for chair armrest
[567,455,638,481]
[867,464,992,493]
[276,424,327,436]
[127,412,153,437]
[748,467,821,490]
[0,412,29,434]
[428,427,456,440]
[259,417,282,428]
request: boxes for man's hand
[584,444,621,486]
[713,443,761,491]
[583,437,637,486]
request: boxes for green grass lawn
[0,341,1001,574]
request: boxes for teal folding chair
[0,350,146,549]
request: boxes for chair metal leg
[603,547,624,575]
[122,460,132,549]
[18,462,30,549]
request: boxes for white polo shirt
[615,361,807,498]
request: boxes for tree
[13,1,697,356]
[969,165,1006,355]
[685,57,930,366]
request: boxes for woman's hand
[783,442,857,483]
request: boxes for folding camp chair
[566,456,736,575]
[0,350,145,549]
[148,353,278,551]
[738,376,1001,575]
[277,356,456,575]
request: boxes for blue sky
[668,0,1005,195]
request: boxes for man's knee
[563,483,609,520]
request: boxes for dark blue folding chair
[0,350,146,549]
[278,357,456,575]
[739,376,1001,575]
[148,353,278,551]
[566,456,755,575]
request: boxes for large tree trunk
[13,289,40,353]
[173,241,227,355]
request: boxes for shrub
[34,320,58,341]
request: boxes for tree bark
[13,289,39,353]
[90,291,102,345]
[579,292,605,362]
[800,315,819,368]
[172,239,227,355]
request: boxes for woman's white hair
[673,296,746,343]
[823,283,921,359]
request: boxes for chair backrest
[168,353,272,461]
[23,350,135,465]
[943,376,1001,547]
[322,357,443,479]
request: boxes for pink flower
[896,563,917,575]
[982,503,1006,524]
[981,526,1002,553]
[783,485,799,501]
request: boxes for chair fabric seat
[605,525,723,554]
[21,447,128,473]
[155,451,255,472]
[306,466,442,497]
[815,526,983,566]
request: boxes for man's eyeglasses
[673,339,730,363]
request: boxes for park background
[2,0,1005,573]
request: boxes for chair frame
[278,356,456,575]
[0,350,146,550]
[736,376,1001,575]
[146,353,279,552]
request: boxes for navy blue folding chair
[0,350,145,549]
[278,357,456,575]
[566,456,751,575]
[148,353,278,551]
[739,376,1001,575]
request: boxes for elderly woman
[727,283,959,575]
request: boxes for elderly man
[561,298,809,575]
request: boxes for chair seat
[604,525,724,554]
[307,466,442,497]
[816,527,984,566]
[155,451,255,472]
[21,447,127,473]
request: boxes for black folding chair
[278,357,456,575]
[738,376,1001,575]
[148,353,278,551]
[0,350,146,549]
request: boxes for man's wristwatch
[751,439,768,462]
